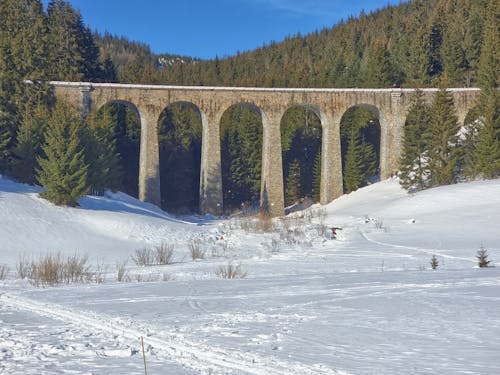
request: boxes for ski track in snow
[0,293,345,375]
[358,230,475,263]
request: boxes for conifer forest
[0,0,498,212]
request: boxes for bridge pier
[138,110,161,206]
[261,110,285,217]
[200,111,223,216]
[320,111,343,204]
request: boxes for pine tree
[312,151,321,202]
[343,126,364,193]
[0,0,49,175]
[476,0,499,90]
[11,103,48,184]
[360,135,377,180]
[37,102,89,206]
[430,255,439,270]
[426,86,460,187]
[476,245,491,268]
[472,91,500,178]
[406,4,431,86]
[399,90,432,191]
[158,104,202,211]
[46,0,102,81]
[441,9,467,86]
[362,37,391,87]
[469,0,500,179]
[85,107,123,195]
[285,159,301,205]
[0,112,14,173]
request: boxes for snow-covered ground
[1,176,499,374]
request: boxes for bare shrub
[256,212,275,232]
[0,264,9,280]
[373,218,389,232]
[94,262,107,284]
[16,253,93,287]
[116,260,130,282]
[154,243,175,265]
[212,240,229,257]
[239,214,276,233]
[214,261,247,279]
[189,239,205,260]
[28,253,61,286]
[63,254,92,284]
[134,273,158,282]
[263,238,281,253]
[17,255,33,280]
[132,248,154,266]
[374,218,384,229]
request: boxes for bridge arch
[158,101,204,213]
[280,104,322,210]
[219,102,265,214]
[339,104,384,193]
[92,100,143,198]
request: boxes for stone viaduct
[51,81,480,217]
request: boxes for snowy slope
[1,176,500,375]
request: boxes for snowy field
[1,176,499,374]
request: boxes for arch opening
[280,105,322,210]
[340,105,381,194]
[220,103,263,214]
[90,101,141,198]
[158,102,202,213]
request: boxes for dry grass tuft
[214,261,247,279]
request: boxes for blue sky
[51,0,404,59]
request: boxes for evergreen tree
[312,151,321,203]
[158,104,202,211]
[0,0,49,175]
[472,91,500,178]
[37,102,89,206]
[281,106,321,203]
[341,107,379,193]
[343,126,364,193]
[405,4,431,86]
[476,0,499,90]
[362,37,391,87]
[220,105,262,209]
[464,0,499,179]
[426,86,460,186]
[85,107,123,195]
[46,0,102,81]
[441,8,467,86]
[460,108,482,179]
[360,135,377,180]
[113,104,140,197]
[399,90,432,191]
[285,159,301,205]
[0,112,14,173]
[11,103,48,184]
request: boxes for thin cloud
[242,0,399,18]
[245,0,342,17]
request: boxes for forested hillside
[102,0,491,89]
[0,0,498,214]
